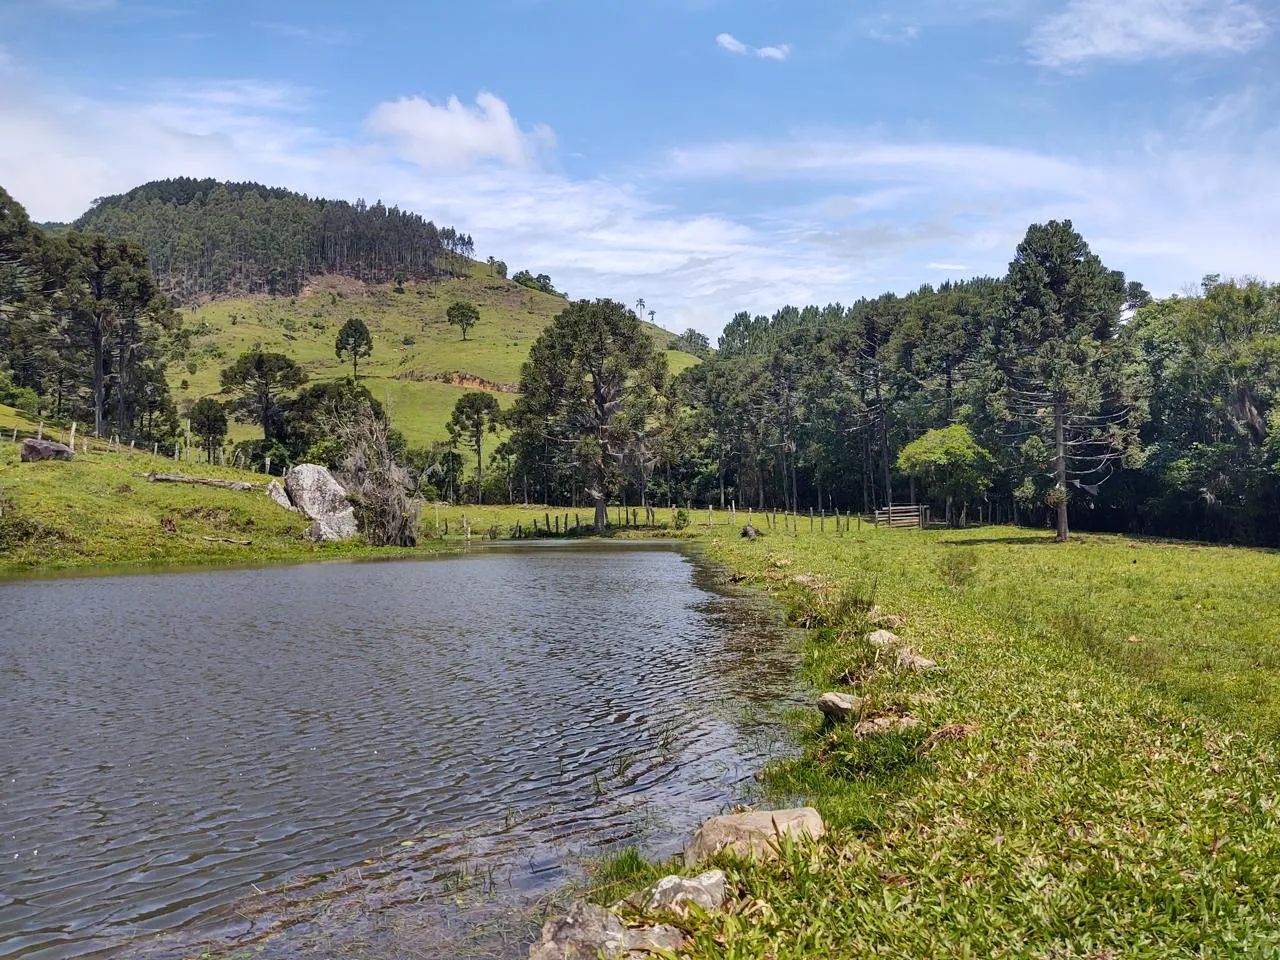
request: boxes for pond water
[0,543,796,959]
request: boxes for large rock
[20,438,74,462]
[684,807,825,866]
[528,902,683,959]
[817,691,863,721]
[285,463,357,541]
[266,479,296,512]
[635,869,726,915]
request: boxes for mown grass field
[594,521,1280,957]
[175,264,698,447]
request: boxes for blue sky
[1,0,1277,335]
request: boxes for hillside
[177,262,700,447]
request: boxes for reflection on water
[0,543,796,959]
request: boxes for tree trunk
[1054,397,1069,542]
[92,325,106,437]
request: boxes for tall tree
[219,349,307,441]
[335,317,373,379]
[993,220,1143,541]
[447,391,501,503]
[60,234,170,437]
[508,299,662,532]
[188,397,228,462]
[446,300,479,341]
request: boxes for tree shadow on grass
[938,535,1059,546]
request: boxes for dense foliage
[72,178,472,302]
[0,185,180,443]
[504,222,1280,546]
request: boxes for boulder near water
[630,869,727,915]
[284,464,357,541]
[817,691,863,721]
[684,807,825,866]
[265,479,296,512]
[20,438,74,462]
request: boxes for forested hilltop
[67,178,475,302]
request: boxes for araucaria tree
[447,300,479,341]
[219,349,307,441]
[335,317,372,379]
[447,391,501,503]
[508,299,662,532]
[992,220,1145,541]
[188,397,228,462]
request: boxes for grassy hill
[175,262,700,448]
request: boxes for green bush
[673,508,690,530]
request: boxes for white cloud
[755,43,792,61]
[366,92,554,171]
[715,32,792,61]
[927,261,969,271]
[715,32,748,54]
[1028,0,1270,68]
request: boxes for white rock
[638,869,726,914]
[868,629,902,648]
[684,807,825,866]
[266,479,296,512]
[896,648,938,672]
[529,902,684,959]
[285,463,357,541]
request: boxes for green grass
[175,266,698,447]
[624,522,1280,957]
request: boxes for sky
[0,0,1277,336]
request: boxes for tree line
[495,220,1280,545]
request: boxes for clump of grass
[583,847,670,907]
[935,548,977,590]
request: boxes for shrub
[673,508,690,530]
[937,548,978,590]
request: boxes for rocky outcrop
[528,902,682,959]
[284,464,357,541]
[633,869,726,915]
[20,438,74,462]
[684,807,825,866]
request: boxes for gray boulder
[266,479,296,512]
[684,807,825,866]
[817,691,863,721]
[529,902,683,959]
[634,869,726,915]
[896,648,939,672]
[285,463,357,541]
[20,438,74,462]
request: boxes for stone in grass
[817,691,863,721]
[895,648,939,672]
[853,714,923,737]
[635,869,727,915]
[868,605,906,629]
[20,438,74,462]
[684,807,825,867]
[528,902,684,959]
[867,629,903,648]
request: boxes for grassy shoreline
[628,527,1280,957]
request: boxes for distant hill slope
[178,263,699,447]
[54,177,697,448]
[72,177,473,303]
